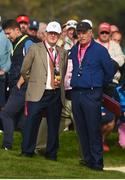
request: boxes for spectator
[111,31,125,84]
[111,31,122,44]
[96,22,124,87]
[97,23,114,152]
[16,14,30,34]
[64,19,77,50]
[61,19,77,131]
[0,19,33,150]
[27,19,40,43]
[96,22,124,152]
[70,21,116,171]
[17,21,67,160]
[37,22,47,41]
[35,22,48,154]
[110,24,119,35]
[0,17,12,110]
[81,19,93,28]
[56,23,67,48]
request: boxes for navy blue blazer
[69,39,116,89]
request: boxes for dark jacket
[70,39,117,89]
[9,35,33,89]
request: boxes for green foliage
[0,131,125,178]
[1,0,125,43]
[0,0,124,24]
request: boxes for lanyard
[44,42,60,68]
[77,43,90,65]
[78,45,83,64]
[12,35,28,56]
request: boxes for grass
[0,130,125,178]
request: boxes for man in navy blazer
[69,22,117,171]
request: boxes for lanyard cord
[43,42,59,68]
[12,35,28,56]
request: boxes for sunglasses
[100,31,110,35]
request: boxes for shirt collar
[45,41,56,51]
[79,41,91,50]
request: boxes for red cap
[16,16,29,23]
[98,22,111,33]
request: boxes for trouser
[35,111,67,152]
[35,117,47,151]
[0,84,27,149]
[61,99,74,128]
[22,89,62,159]
[35,110,68,151]
[71,88,103,168]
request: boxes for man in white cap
[17,21,68,160]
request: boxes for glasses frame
[100,31,110,35]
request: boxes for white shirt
[45,41,56,89]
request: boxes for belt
[73,87,101,91]
[45,88,60,93]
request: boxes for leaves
[0,0,125,36]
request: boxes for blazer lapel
[56,46,63,70]
[39,42,48,71]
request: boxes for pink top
[77,42,91,64]
[64,42,91,90]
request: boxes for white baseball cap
[66,19,77,30]
[81,19,93,28]
[46,21,62,34]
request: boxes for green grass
[0,131,125,178]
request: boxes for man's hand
[16,75,25,89]
[0,70,5,76]
[17,82,21,89]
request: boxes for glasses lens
[100,31,110,35]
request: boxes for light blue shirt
[0,27,12,72]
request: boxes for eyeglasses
[48,32,59,36]
[100,31,110,35]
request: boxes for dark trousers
[22,89,62,159]
[0,84,27,148]
[71,88,103,168]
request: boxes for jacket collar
[13,35,24,46]
[76,38,95,49]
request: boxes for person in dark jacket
[70,22,117,171]
[0,19,33,150]
[27,19,40,43]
